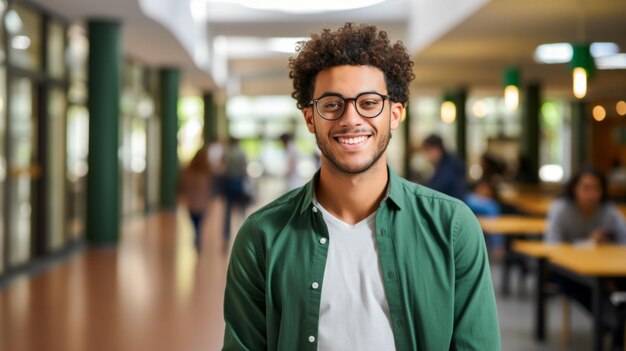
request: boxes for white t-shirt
[314,199,396,351]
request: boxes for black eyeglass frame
[309,92,391,121]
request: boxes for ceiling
[412,0,626,100]
[28,0,626,100]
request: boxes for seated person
[465,179,501,217]
[465,179,503,258]
[422,134,466,200]
[545,166,626,350]
[546,166,626,244]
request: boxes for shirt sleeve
[223,218,267,350]
[451,205,501,350]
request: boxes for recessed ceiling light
[595,53,626,70]
[206,0,385,13]
[534,42,620,64]
[534,43,572,64]
[590,42,620,58]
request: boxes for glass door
[7,77,38,266]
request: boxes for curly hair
[288,22,415,110]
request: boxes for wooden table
[513,241,565,341]
[513,242,626,350]
[479,216,546,296]
[479,216,546,234]
[500,189,555,216]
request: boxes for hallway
[0,205,229,351]
[0,186,598,351]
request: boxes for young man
[223,23,500,350]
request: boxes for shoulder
[599,202,623,218]
[396,176,470,214]
[392,176,478,243]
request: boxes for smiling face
[303,65,403,175]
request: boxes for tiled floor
[0,177,605,351]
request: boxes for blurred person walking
[181,146,212,253]
[279,133,302,192]
[222,137,250,247]
[207,138,227,198]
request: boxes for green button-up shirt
[223,167,500,350]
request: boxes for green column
[522,83,541,183]
[86,21,121,246]
[160,68,181,209]
[203,92,218,144]
[454,88,468,163]
[571,100,588,170]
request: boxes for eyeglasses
[309,92,390,121]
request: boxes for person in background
[545,166,626,350]
[181,146,212,253]
[465,178,505,260]
[207,138,226,198]
[222,137,249,247]
[422,134,467,200]
[546,166,626,244]
[279,133,302,192]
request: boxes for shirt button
[308,336,315,343]
[312,282,319,289]
[320,237,327,245]
[312,206,318,213]
[387,271,394,279]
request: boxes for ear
[303,107,316,133]
[389,102,404,130]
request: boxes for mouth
[333,134,372,148]
[335,135,371,145]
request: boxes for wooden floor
[0,201,232,351]
[0,176,603,351]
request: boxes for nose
[339,100,363,127]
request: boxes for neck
[315,158,389,225]
[578,203,598,218]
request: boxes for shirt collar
[298,165,403,215]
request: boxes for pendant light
[503,66,520,111]
[571,44,594,99]
[440,93,456,124]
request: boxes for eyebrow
[314,90,383,99]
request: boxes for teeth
[338,136,368,145]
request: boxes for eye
[320,98,344,111]
[358,98,382,110]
